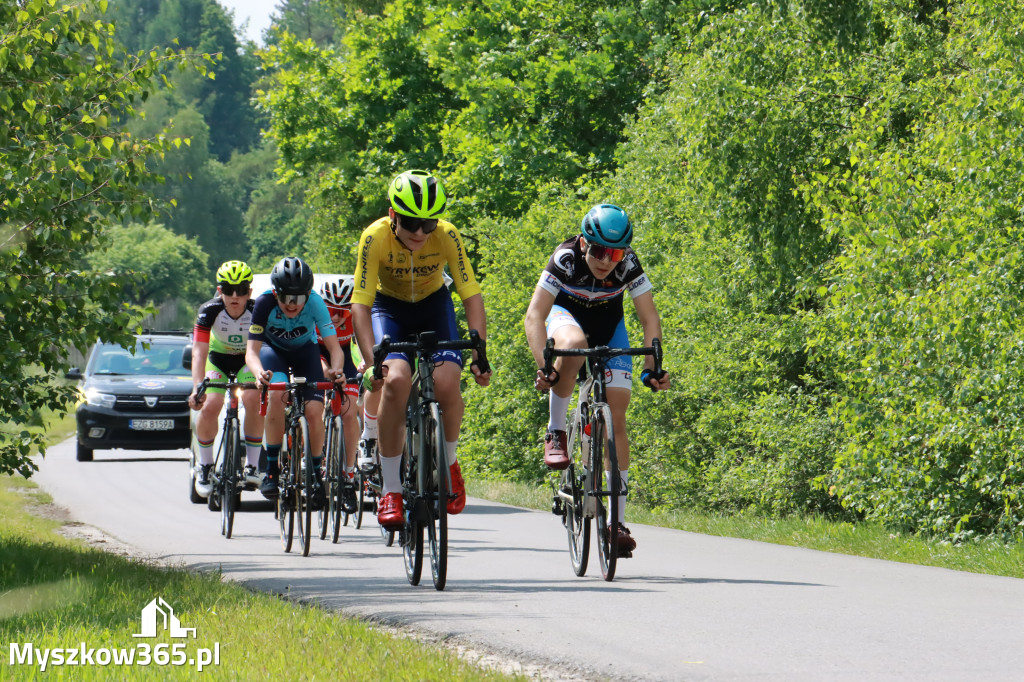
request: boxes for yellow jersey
[352,216,482,305]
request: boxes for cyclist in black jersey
[188,261,265,496]
[525,204,670,553]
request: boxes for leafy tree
[0,0,199,476]
[87,223,210,306]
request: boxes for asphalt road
[30,438,1024,681]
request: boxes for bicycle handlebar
[542,337,666,392]
[370,329,490,381]
[193,377,260,403]
[258,378,343,416]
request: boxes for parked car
[67,332,193,461]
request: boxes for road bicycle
[261,376,339,557]
[543,337,664,581]
[370,329,489,591]
[193,375,259,539]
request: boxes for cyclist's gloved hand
[534,368,560,392]
[641,369,670,393]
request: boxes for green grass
[466,479,1024,580]
[0,475,521,681]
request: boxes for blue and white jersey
[248,291,336,351]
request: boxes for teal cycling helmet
[580,204,633,248]
[388,170,447,218]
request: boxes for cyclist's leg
[195,357,228,464]
[605,317,635,548]
[259,344,290,490]
[370,295,414,496]
[341,349,360,470]
[234,365,265,470]
[545,306,587,423]
[292,343,327,470]
[377,357,412,493]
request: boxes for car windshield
[89,341,189,376]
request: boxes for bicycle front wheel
[221,418,241,539]
[425,403,448,591]
[296,416,313,557]
[324,415,342,542]
[564,414,590,576]
[402,421,423,586]
[278,431,297,553]
[592,410,620,582]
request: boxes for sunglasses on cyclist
[586,243,627,263]
[220,283,251,297]
[399,216,439,235]
[277,293,308,306]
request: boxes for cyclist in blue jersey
[246,257,345,504]
[525,204,670,554]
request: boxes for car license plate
[130,419,174,431]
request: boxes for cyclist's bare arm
[632,291,670,391]
[188,339,211,408]
[462,293,491,386]
[524,285,564,390]
[245,339,271,386]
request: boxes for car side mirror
[181,345,192,370]
[65,368,83,381]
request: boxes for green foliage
[0,0,200,476]
[87,223,210,306]
[806,2,1024,542]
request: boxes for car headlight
[84,388,117,409]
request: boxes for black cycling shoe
[260,471,280,500]
[309,479,326,511]
[341,478,358,514]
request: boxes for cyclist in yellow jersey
[352,170,491,530]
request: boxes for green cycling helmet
[388,170,447,218]
[216,260,253,285]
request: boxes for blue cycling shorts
[371,287,463,368]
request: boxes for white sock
[618,470,628,524]
[446,440,458,465]
[361,410,378,440]
[198,444,214,466]
[548,392,570,431]
[381,454,403,495]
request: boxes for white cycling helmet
[320,277,354,306]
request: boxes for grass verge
[0,474,520,681]
[466,479,1024,580]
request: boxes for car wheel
[76,442,94,462]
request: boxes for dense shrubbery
[264,0,1024,541]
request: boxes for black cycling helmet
[270,256,314,296]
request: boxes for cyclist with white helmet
[246,256,345,505]
[188,260,265,496]
[524,204,670,554]
[317,276,360,512]
[352,170,491,531]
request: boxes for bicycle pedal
[617,549,633,559]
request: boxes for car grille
[113,394,189,413]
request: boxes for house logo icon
[132,597,196,638]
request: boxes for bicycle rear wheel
[564,415,590,576]
[592,411,620,581]
[425,403,448,591]
[221,418,241,539]
[296,416,313,557]
[278,432,297,553]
